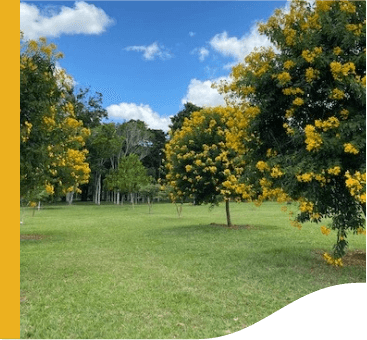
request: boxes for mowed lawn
[20,202,366,339]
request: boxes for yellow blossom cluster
[330,61,356,80]
[333,47,343,56]
[323,253,343,267]
[301,47,323,63]
[282,87,304,96]
[296,171,328,185]
[243,48,276,78]
[45,183,55,195]
[304,125,323,151]
[345,171,366,203]
[330,88,345,100]
[256,161,270,172]
[315,1,333,13]
[314,117,340,132]
[339,0,356,13]
[299,200,314,214]
[320,225,331,236]
[356,227,366,236]
[270,166,284,178]
[300,12,321,31]
[283,60,295,70]
[305,68,320,83]
[21,121,33,142]
[345,23,364,36]
[327,166,341,176]
[344,143,359,154]
[275,72,292,85]
[339,109,349,119]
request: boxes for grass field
[20,201,366,339]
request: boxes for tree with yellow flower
[164,106,253,227]
[20,33,91,203]
[217,0,365,260]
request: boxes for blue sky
[20,1,287,131]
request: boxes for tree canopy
[164,106,252,226]
[20,34,91,200]
[217,0,366,262]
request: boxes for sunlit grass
[20,201,366,338]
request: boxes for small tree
[105,154,149,208]
[139,182,160,213]
[164,107,252,227]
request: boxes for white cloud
[191,47,210,62]
[125,42,173,61]
[20,1,114,40]
[209,25,274,65]
[106,102,171,132]
[181,78,227,108]
[189,31,196,37]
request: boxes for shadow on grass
[150,224,279,238]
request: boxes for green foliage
[169,102,202,134]
[220,0,366,258]
[20,35,91,200]
[104,154,149,194]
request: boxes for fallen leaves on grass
[20,234,47,240]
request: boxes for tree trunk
[147,196,151,214]
[225,199,232,227]
[95,173,101,205]
[130,192,134,208]
[66,192,74,205]
[37,201,41,211]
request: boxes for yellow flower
[293,97,304,106]
[185,164,193,172]
[339,1,356,13]
[330,88,345,100]
[333,47,343,56]
[270,166,284,178]
[305,68,319,83]
[29,201,37,208]
[327,166,341,176]
[282,87,304,96]
[45,183,55,195]
[283,60,295,70]
[316,1,333,12]
[320,226,331,236]
[344,143,359,154]
[256,161,270,172]
[304,125,323,151]
[339,109,349,119]
[296,173,314,182]
[276,72,292,85]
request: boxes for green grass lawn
[20,201,366,339]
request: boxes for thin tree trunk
[96,174,101,205]
[147,196,151,214]
[37,201,41,211]
[225,199,232,227]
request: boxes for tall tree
[141,128,167,180]
[87,123,123,205]
[217,0,366,263]
[20,34,91,201]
